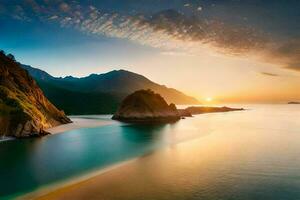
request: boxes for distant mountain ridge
[21,65,199,115]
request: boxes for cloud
[59,2,70,13]
[48,15,58,20]
[287,63,300,71]
[25,0,42,13]
[263,39,300,71]
[1,1,299,72]
[52,6,299,72]
[56,7,263,56]
[12,5,31,21]
[260,72,279,77]
[161,51,195,57]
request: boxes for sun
[205,97,213,102]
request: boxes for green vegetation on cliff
[36,80,120,115]
[0,51,71,137]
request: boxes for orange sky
[2,1,299,103]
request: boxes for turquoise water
[1,105,300,199]
[0,122,172,199]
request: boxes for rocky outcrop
[288,102,300,104]
[0,52,71,138]
[112,89,180,122]
[182,106,244,115]
[113,89,245,123]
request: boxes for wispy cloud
[264,40,300,71]
[54,4,299,72]
[260,72,279,77]
[1,0,299,72]
[56,6,264,55]
[161,51,195,57]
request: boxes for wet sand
[30,137,213,200]
[20,158,139,200]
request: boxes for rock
[112,90,245,123]
[112,89,180,123]
[178,109,192,117]
[288,102,300,104]
[0,52,71,138]
[184,106,244,115]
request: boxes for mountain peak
[22,65,200,115]
[63,75,77,80]
[104,69,145,76]
[21,64,54,81]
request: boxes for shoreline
[18,109,243,199]
[22,136,208,200]
[3,105,298,200]
[19,158,139,200]
[0,136,15,142]
[47,116,116,135]
[0,116,115,143]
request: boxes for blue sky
[0,0,299,102]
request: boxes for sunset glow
[1,1,300,200]
[0,0,299,103]
[205,97,213,102]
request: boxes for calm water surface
[1,104,300,199]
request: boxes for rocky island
[112,89,181,122]
[0,51,71,138]
[288,102,300,104]
[113,89,244,123]
[181,106,244,115]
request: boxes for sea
[0,104,300,199]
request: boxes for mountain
[22,64,54,81]
[0,52,71,138]
[36,80,121,115]
[112,89,180,122]
[21,65,200,114]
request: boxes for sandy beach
[20,158,138,200]
[26,143,188,200]
[26,135,230,200]
[47,116,116,134]
[0,117,115,142]
[17,115,127,200]
[25,133,215,200]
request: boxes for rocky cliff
[0,52,71,138]
[112,89,180,122]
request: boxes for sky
[0,0,299,103]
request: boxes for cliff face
[112,89,180,122]
[0,53,71,138]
